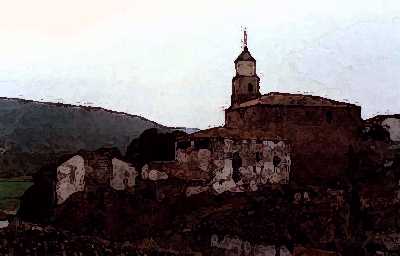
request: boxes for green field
[0,178,33,214]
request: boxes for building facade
[178,30,363,185]
[225,92,362,184]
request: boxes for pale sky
[1,0,400,129]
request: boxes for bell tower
[231,29,261,106]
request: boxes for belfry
[231,29,261,106]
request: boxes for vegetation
[0,97,168,177]
[0,178,32,214]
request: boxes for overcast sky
[1,0,400,129]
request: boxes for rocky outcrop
[22,182,358,255]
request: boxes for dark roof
[177,127,286,141]
[230,92,360,110]
[234,46,256,63]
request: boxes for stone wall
[381,117,400,142]
[232,75,261,105]
[363,115,400,143]
[210,234,291,256]
[110,158,138,191]
[225,104,361,130]
[175,137,291,194]
[83,150,114,192]
[225,105,362,184]
[56,155,85,205]
[56,154,138,204]
[292,247,337,256]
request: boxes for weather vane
[240,26,248,49]
[243,27,247,48]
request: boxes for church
[174,30,363,188]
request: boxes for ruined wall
[292,247,337,256]
[83,151,113,192]
[210,234,291,256]
[56,154,138,204]
[110,158,138,191]
[56,155,85,205]
[141,164,168,181]
[225,105,362,184]
[382,117,400,142]
[176,138,290,195]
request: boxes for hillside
[0,97,169,177]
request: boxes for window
[256,152,262,162]
[248,83,253,92]
[232,152,242,183]
[177,140,190,149]
[194,139,210,149]
[239,110,245,119]
[326,111,333,123]
[273,156,281,167]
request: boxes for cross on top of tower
[235,27,255,63]
[243,27,248,49]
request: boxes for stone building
[226,92,362,184]
[231,42,261,106]
[177,30,363,185]
[175,129,291,194]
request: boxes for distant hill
[0,98,171,177]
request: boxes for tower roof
[230,92,360,109]
[235,28,256,63]
[234,46,256,63]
